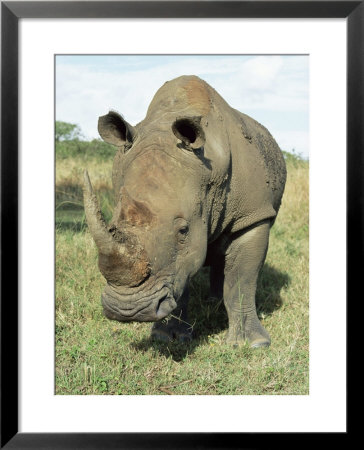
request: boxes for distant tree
[55,121,83,141]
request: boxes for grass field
[55,141,309,395]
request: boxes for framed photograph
[2,1,358,447]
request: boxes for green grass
[55,145,309,395]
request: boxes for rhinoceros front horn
[82,170,150,287]
[83,170,115,255]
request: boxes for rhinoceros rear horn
[98,110,136,147]
[172,116,205,150]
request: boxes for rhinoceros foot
[151,317,193,343]
[225,319,271,348]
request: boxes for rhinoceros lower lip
[101,283,176,322]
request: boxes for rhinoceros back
[138,75,286,233]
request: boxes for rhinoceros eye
[177,226,189,244]
[179,225,189,236]
[174,218,189,244]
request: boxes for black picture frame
[1,1,358,448]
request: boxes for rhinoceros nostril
[156,294,168,314]
[155,294,177,320]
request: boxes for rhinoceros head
[85,104,222,321]
[84,76,231,323]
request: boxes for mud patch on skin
[98,225,151,287]
[239,114,286,198]
[119,199,155,227]
[116,187,156,227]
[98,246,150,287]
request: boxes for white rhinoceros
[83,75,286,347]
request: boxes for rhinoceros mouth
[101,281,177,322]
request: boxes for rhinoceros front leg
[223,220,271,348]
[151,286,192,343]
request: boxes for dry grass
[56,157,112,190]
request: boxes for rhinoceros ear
[172,116,205,151]
[98,111,136,148]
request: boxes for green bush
[56,139,116,160]
[282,149,307,168]
[55,121,83,142]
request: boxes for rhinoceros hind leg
[151,286,192,343]
[223,220,271,348]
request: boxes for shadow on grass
[132,264,290,362]
[257,264,291,316]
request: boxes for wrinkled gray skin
[83,75,286,347]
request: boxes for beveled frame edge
[1,1,359,448]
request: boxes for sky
[56,55,309,158]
